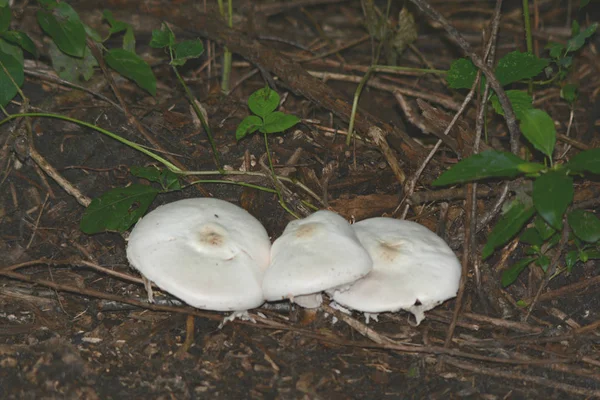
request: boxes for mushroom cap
[126,198,271,311]
[329,218,461,324]
[262,210,373,302]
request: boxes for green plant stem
[170,62,223,172]
[0,113,181,172]
[263,132,300,219]
[184,179,277,193]
[346,1,391,146]
[522,0,534,94]
[218,0,232,93]
[370,65,447,75]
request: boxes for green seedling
[236,86,301,217]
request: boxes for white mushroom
[262,210,373,308]
[126,198,271,312]
[328,218,461,325]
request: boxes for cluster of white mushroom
[126,198,461,325]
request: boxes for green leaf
[519,108,556,158]
[433,150,525,186]
[248,86,279,118]
[501,256,536,287]
[159,169,181,191]
[149,27,174,49]
[567,210,600,243]
[482,201,535,259]
[560,84,578,103]
[536,254,550,272]
[236,115,262,140]
[0,39,23,107]
[1,31,38,57]
[546,42,565,59]
[533,170,573,230]
[495,51,549,86]
[0,5,10,33]
[36,2,86,58]
[0,0,7,8]
[446,58,477,89]
[517,162,545,174]
[130,165,162,182]
[447,59,480,86]
[102,10,135,52]
[171,39,204,66]
[105,48,156,96]
[565,23,598,53]
[534,215,555,240]
[83,23,102,43]
[102,10,129,35]
[48,40,97,82]
[80,184,159,234]
[520,227,543,247]
[581,0,590,7]
[490,90,533,120]
[567,148,600,174]
[263,111,300,134]
[565,250,579,272]
[571,20,580,36]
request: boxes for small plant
[236,86,300,141]
[236,86,301,217]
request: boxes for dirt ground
[1,0,600,398]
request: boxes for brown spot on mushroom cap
[198,225,226,247]
[376,241,405,262]
[294,223,317,238]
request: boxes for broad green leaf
[160,169,181,191]
[482,201,535,259]
[80,184,159,234]
[0,0,7,8]
[0,5,10,33]
[581,0,590,7]
[501,256,535,287]
[1,31,38,57]
[102,10,129,35]
[149,27,174,49]
[560,84,578,103]
[568,210,600,243]
[534,215,555,240]
[36,2,86,58]
[546,42,564,59]
[105,48,156,96]
[566,23,598,53]
[520,227,543,247]
[433,150,525,186]
[248,86,279,118]
[495,51,549,86]
[83,23,102,43]
[0,39,23,107]
[536,254,550,272]
[446,58,477,89]
[102,10,135,51]
[171,39,204,66]
[235,115,262,140]
[490,90,533,120]
[263,111,300,134]
[48,40,97,82]
[519,108,556,158]
[533,170,573,230]
[572,20,580,36]
[567,148,600,174]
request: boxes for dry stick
[443,357,600,398]
[408,0,521,155]
[525,220,570,320]
[28,146,91,207]
[85,39,210,196]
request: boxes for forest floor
[1,0,600,398]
